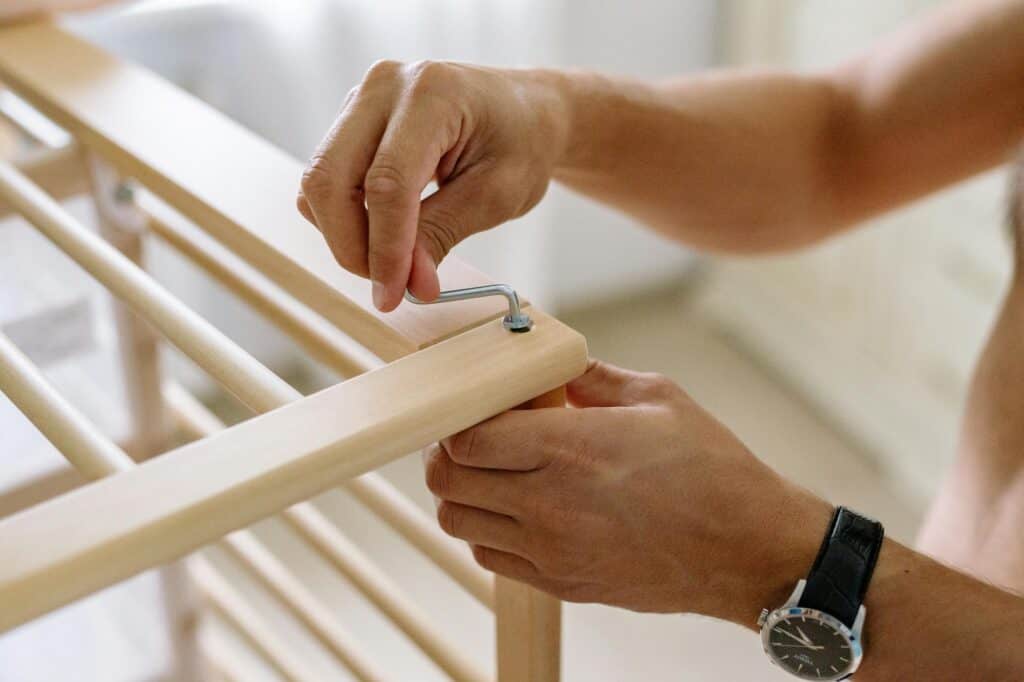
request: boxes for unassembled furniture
[0,21,587,681]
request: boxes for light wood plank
[0,312,587,632]
[495,387,565,682]
[0,22,510,359]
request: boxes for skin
[0,0,118,22]
[301,0,1024,675]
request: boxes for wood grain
[0,313,587,632]
[495,387,565,682]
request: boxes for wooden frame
[0,21,588,682]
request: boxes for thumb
[566,359,652,408]
[408,165,521,301]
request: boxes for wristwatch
[757,506,884,680]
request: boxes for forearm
[739,512,1024,679]
[548,0,1024,254]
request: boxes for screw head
[503,313,533,333]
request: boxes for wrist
[717,484,833,629]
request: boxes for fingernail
[372,280,386,311]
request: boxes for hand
[297,60,569,311]
[424,360,832,623]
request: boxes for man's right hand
[296,60,569,312]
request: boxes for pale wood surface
[0,22,510,360]
[285,503,490,682]
[495,387,565,682]
[191,556,321,682]
[0,331,133,478]
[88,155,200,682]
[0,159,300,412]
[221,531,388,682]
[142,192,383,379]
[0,329,381,680]
[0,313,587,632]
[0,465,81,520]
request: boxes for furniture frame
[0,21,588,682]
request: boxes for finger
[407,164,520,301]
[299,95,386,278]
[423,446,529,515]
[440,409,578,471]
[296,191,318,229]
[566,359,652,408]
[470,545,542,583]
[436,501,526,555]
[364,96,460,312]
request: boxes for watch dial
[766,613,853,679]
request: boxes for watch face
[761,608,861,680]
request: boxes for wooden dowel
[343,472,494,609]
[0,465,82,520]
[2,154,493,609]
[0,332,381,680]
[0,160,298,413]
[190,557,321,682]
[165,382,490,682]
[495,388,565,682]
[221,532,387,682]
[142,194,382,379]
[0,331,134,478]
[285,504,490,682]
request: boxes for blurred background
[0,0,1012,680]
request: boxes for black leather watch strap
[798,506,884,627]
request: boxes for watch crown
[756,608,769,627]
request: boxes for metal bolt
[404,284,533,332]
[113,182,135,204]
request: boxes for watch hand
[777,629,817,647]
[795,625,815,646]
[772,644,825,650]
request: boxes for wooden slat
[0,22,510,360]
[0,332,383,680]
[163,385,436,682]
[0,465,81,519]
[142,192,383,379]
[0,312,587,632]
[191,557,322,682]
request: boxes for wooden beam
[0,22,510,360]
[0,465,82,519]
[0,313,587,632]
[496,388,565,682]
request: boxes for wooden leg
[87,156,203,682]
[495,386,564,682]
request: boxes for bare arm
[424,361,1024,679]
[554,0,1024,252]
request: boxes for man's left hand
[424,360,832,624]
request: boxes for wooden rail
[0,21,589,681]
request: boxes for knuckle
[471,545,497,571]
[363,162,408,205]
[638,372,681,402]
[435,501,461,538]
[445,428,478,465]
[406,59,448,92]
[365,59,401,82]
[299,159,335,202]
[419,210,463,262]
[424,451,454,498]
